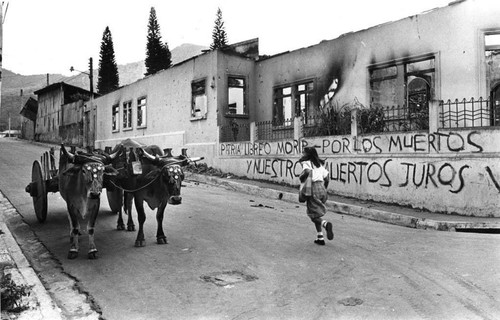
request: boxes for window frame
[111,103,120,132]
[272,79,315,127]
[137,96,147,129]
[295,81,315,122]
[122,100,133,131]
[191,78,207,120]
[483,29,500,96]
[368,54,435,131]
[226,76,248,118]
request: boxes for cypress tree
[210,8,228,50]
[97,26,119,95]
[145,7,172,76]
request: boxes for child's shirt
[301,160,329,182]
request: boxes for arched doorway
[407,77,430,130]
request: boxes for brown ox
[59,144,119,259]
[108,145,186,247]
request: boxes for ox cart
[24,147,60,222]
[24,143,204,259]
[24,144,204,223]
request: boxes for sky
[2,0,456,76]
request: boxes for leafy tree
[210,8,228,50]
[97,26,119,95]
[145,7,172,76]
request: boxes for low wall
[95,132,216,167]
[215,129,500,217]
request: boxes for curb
[0,220,63,320]
[186,173,500,232]
[0,190,101,320]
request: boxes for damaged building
[92,0,500,217]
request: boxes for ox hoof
[157,237,168,245]
[67,251,79,259]
[88,251,98,260]
[135,240,145,247]
[117,223,125,231]
[127,225,136,232]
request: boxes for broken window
[369,56,434,131]
[273,81,314,127]
[227,77,247,116]
[112,104,119,132]
[273,86,292,126]
[369,65,398,107]
[191,79,207,118]
[296,82,314,122]
[123,100,132,130]
[485,33,500,93]
[137,97,147,128]
[485,32,500,125]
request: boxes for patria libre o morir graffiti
[219,131,500,194]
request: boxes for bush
[1,272,33,312]
[357,105,385,134]
[304,107,351,137]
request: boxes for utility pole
[0,2,8,132]
[0,3,4,131]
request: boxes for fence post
[429,100,440,133]
[250,122,256,144]
[350,109,358,137]
[294,117,303,141]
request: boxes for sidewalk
[0,191,63,320]
[185,172,500,232]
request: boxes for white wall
[216,127,500,217]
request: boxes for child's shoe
[314,239,325,245]
[325,222,334,240]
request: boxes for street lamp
[70,57,94,97]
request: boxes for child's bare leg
[312,217,334,243]
[312,217,325,245]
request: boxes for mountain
[0,43,208,131]
[117,43,208,86]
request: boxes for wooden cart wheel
[31,160,48,222]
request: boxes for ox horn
[60,144,75,162]
[138,147,159,163]
[107,145,122,161]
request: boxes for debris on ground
[250,204,274,209]
[338,297,364,306]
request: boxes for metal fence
[219,122,251,142]
[255,119,294,141]
[440,98,499,128]
[358,104,429,134]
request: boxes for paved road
[1,138,499,320]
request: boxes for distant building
[33,82,93,145]
[19,96,38,140]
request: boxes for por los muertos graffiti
[246,158,469,193]
[320,131,482,154]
